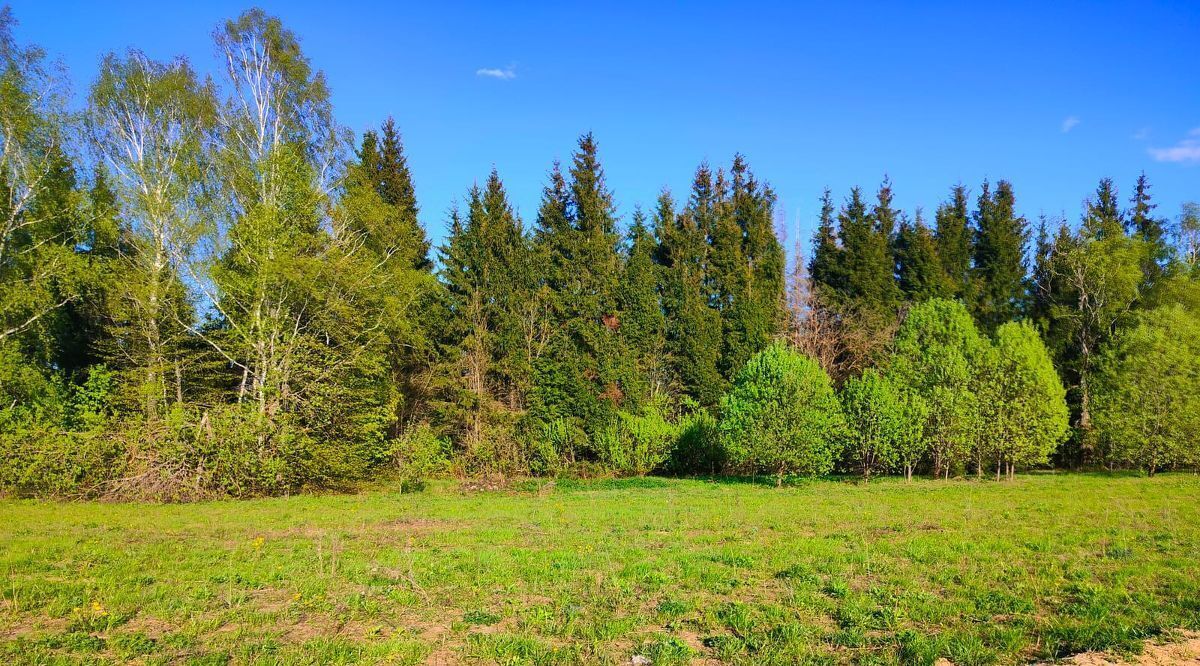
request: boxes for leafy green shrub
[0,428,124,497]
[528,417,570,476]
[392,423,452,480]
[0,361,122,497]
[593,403,677,476]
[719,343,846,483]
[667,402,723,475]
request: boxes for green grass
[2,473,1198,665]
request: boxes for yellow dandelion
[252,536,265,550]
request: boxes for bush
[594,403,677,476]
[0,362,122,497]
[719,343,846,483]
[392,423,452,481]
[667,402,723,475]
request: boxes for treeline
[1,8,1198,498]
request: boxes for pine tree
[1128,172,1169,291]
[934,184,973,301]
[656,184,724,407]
[972,180,1029,330]
[808,188,844,298]
[617,208,667,406]
[895,209,949,301]
[358,118,430,269]
[1082,178,1124,241]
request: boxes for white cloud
[1061,116,1080,133]
[1148,127,1200,164]
[476,65,516,80]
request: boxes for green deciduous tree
[1093,305,1200,474]
[85,50,215,421]
[887,299,986,478]
[0,8,88,384]
[840,368,926,479]
[975,321,1069,479]
[719,343,845,483]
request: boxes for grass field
[2,474,1198,665]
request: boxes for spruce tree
[381,118,429,268]
[808,188,844,299]
[533,134,627,434]
[972,180,1029,330]
[1128,172,1169,291]
[711,156,786,378]
[837,184,898,313]
[734,156,787,358]
[934,184,973,302]
[618,208,667,406]
[895,209,949,301]
[656,184,724,407]
[1082,178,1124,241]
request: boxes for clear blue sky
[9,1,1200,251]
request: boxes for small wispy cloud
[476,65,516,80]
[1148,128,1200,164]
[1061,116,1080,133]
[1132,127,1150,141]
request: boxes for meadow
[2,473,1198,665]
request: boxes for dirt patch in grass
[120,614,174,639]
[1051,631,1200,665]
[0,614,68,639]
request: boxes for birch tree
[85,51,215,420]
[0,9,83,354]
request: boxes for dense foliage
[719,344,845,482]
[1,7,1198,498]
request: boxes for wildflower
[252,536,265,550]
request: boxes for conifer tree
[533,134,627,434]
[895,210,949,301]
[972,180,1029,330]
[435,171,537,467]
[1082,178,1124,240]
[656,186,724,406]
[838,186,897,312]
[1128,172,1169,291]
[357,118,430,269]
[935,184,973,301]
[715,155,786,378]
[808,188,844,298]
[617,208,667,406]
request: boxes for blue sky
[9,1,1200,251]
